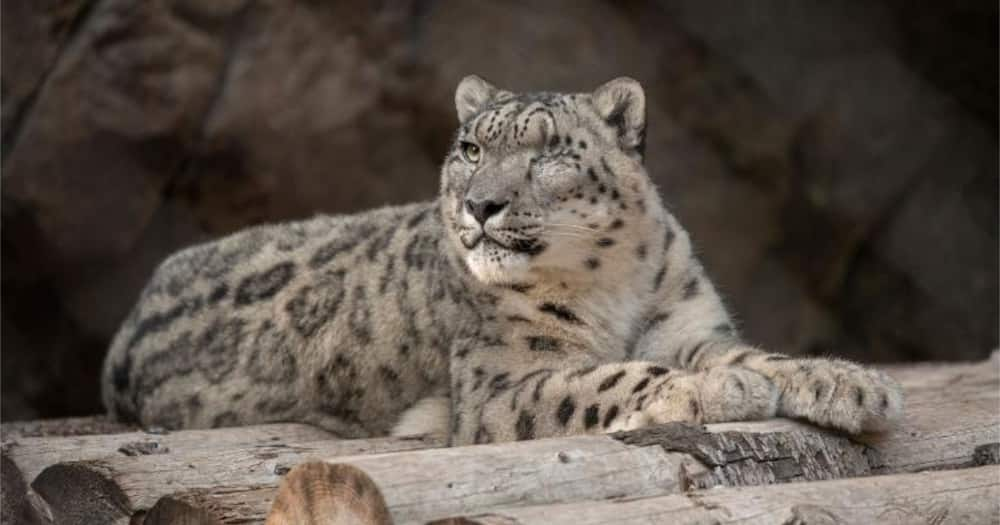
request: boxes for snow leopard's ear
[592,77,647,158]
[455,75,511,123]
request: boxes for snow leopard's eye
[460,142,481,164]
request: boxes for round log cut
[1,454,46,525]
[143,498,219,525]
[265,462,392,525]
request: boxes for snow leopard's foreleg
[630,250,904,435]
[449,336,778,445]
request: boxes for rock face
[2,0,996,420]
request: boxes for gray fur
[102,76,903,444]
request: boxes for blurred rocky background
[2,0,996,421]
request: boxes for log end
[265,462,392,525]
[31,461,131,525]
[144,497,220,525]
[2,453,52,524]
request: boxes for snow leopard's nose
[465,198,509,225]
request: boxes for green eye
[460,142,481,163]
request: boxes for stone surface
[1,0,996,419]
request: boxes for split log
[144,355,1000,524]
[30,434,444,525]
[434,465,1000,525]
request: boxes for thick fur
[102,76,903,444]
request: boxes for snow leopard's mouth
[462,232,545,256]
[461,233,503,250]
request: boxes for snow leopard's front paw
[608,367,779,432]
[772,358,903,434]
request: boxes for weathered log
[1,416,135,440]
[2,424,336,525]
[883,350,998,389]
[31,434,443,525]
[148,435,696,525]
[434,465,1000,525]
[4,423,334,487]
[1,453,50,525]
[144,355,999,524]
[868,351,1000,473]
[27,355,999,525]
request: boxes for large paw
[698,367,780,423]
[773,358,903,434]
[607,368,778,432]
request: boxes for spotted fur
[102,76,903,444]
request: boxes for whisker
[545,222,601,233]
[541,232,590,241]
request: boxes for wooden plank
[30,434,443,525]
[4,423,335,486]
[143,355,999,524]
[435,466,1000,525]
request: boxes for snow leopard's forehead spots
[441,77,657,286]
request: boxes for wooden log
[149,409,995,525]
[1,416,135,440]
[1,453,50,525]
[1,414,144,523]
[867,350,1000,473]
[4,423,335,486]
[31,434,444,525]
[434,465,1000,525]
[144,355,1000,524]
[883,350,998,389]
[652,349,1000,486]
[148,435,697,525]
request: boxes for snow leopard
[101,75,903,445]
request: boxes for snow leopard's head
[440,75,665,287]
